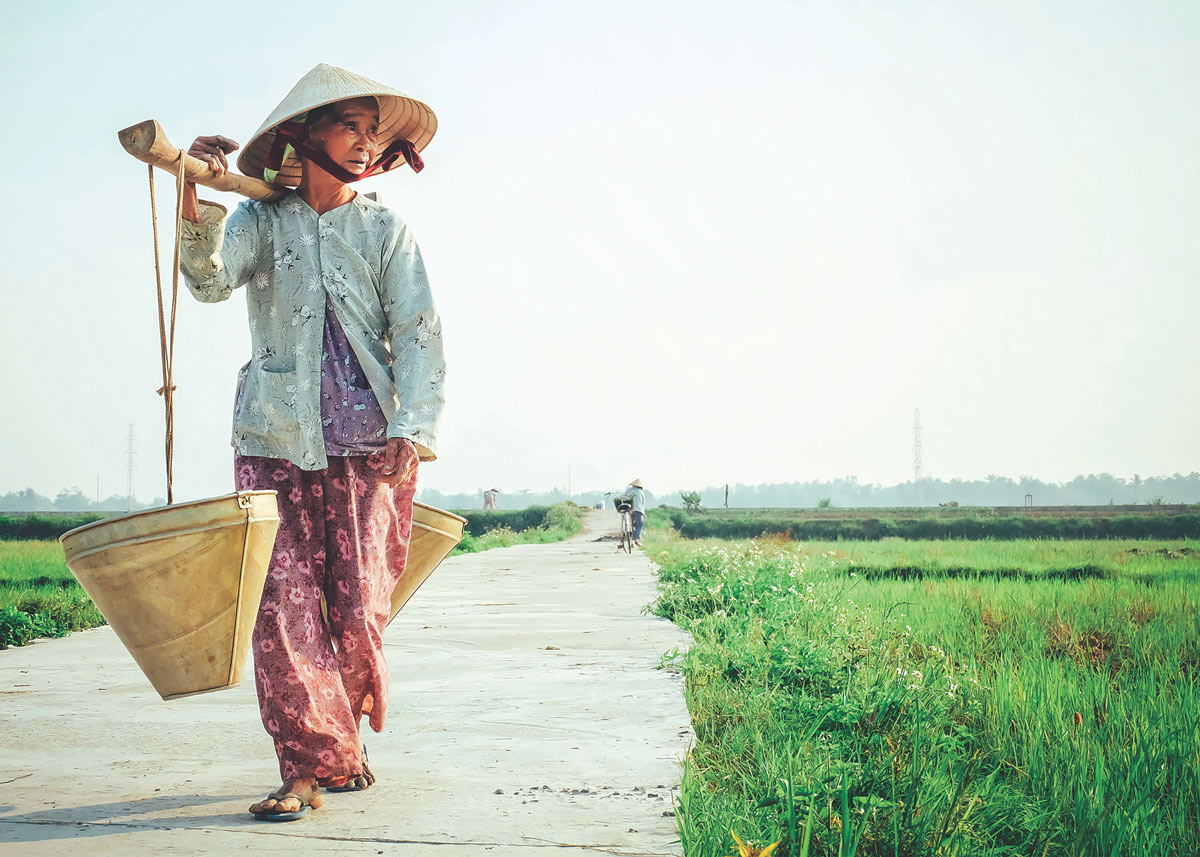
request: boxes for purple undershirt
[321,298,388,455]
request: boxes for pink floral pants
[234,452,417,781]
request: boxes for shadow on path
[0,793,256,841]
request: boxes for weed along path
[0,510,692,856]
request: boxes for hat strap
[263,119,424,184]
[361,138,424,177]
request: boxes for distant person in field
[626,479,646,547]
[483,488,498,510]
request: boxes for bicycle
[612,495,635,554]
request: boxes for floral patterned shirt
[180,191,445,470]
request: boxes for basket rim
[58,491,280,543]
[59,493,467,542]
[413,500,468,525]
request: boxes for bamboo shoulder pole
[118,119,287,202]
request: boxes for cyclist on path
[626,479,646,547]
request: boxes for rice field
[0,540,103,647]
[646,529,1200,856]
[667,508,1200,542]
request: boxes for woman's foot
[249,778,322,819]
[320,756,376,792]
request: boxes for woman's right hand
[187,134,240,177]
[182,135,240,222]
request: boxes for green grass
[451,501,584,554]
[822,539,1198,583]
[647,530,1200,856]
[0,541,105,648]
[667,508,1200,541]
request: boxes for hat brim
[236,64,437,186]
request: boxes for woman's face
[307,97,381,176]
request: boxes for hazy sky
[2,0,1197,503]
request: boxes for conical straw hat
[238,63,437,186]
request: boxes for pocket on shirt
[234,364,300,449]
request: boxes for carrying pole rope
[146,154,185,504]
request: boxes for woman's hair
[305,103,340,130]
[305,97,380,132]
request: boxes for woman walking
[179,64,445,821]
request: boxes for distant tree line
[695,473,1200,508]
[419,487,661,512]
[0,485,648,514]
[421,473,1200,510]
[0,487,165,513]
[3,472,1197,513]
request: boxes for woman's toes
[250,781,320,815]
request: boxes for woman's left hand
[380,437,418,483]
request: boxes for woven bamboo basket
[387,502,467,623]
[59,491,280,700]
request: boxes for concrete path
[0,510,691,855]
